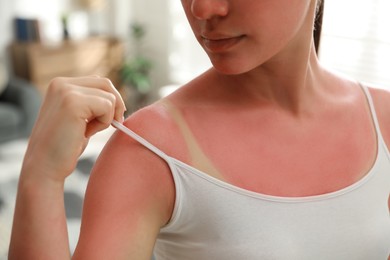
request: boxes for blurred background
[0,0,389,258]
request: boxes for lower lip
[202,36,245,53]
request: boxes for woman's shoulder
[83,101,186,229]
[122,100,190,160]
[365,84,390,145]
[365,84,390,121]
[99,97,191,181]
[330,72,390,136]
[365,83,390,102]
[71,102,180,256]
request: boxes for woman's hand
[9,76,127,259]
[22,76,126,182]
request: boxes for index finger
[53,76,127,122]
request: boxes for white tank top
[112,86,390,259]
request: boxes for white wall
[168,0,211,85]
[0,0,70,53]
[319,0,390,89]
[0,0,16,63]
[0,0,204,89]
[130,0,172,88]
[0,0,133,68]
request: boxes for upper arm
[368,86,390,212]
[72,108,176,259]
[368,87,390,148]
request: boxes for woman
[9,0,390,259]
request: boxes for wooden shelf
[10,36,124,95]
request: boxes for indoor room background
[0,0,389,97]
[0,0,389,258]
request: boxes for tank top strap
[158,100,224,180]
[360,83,383,138]
[111,120,171,162]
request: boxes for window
[168,0,211,84]
[167,1,390,90]
[319,0,390,89]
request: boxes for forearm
[9,168,71,260]
[7,76,126,259]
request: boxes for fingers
[48,76,127,122]
[80,93,117,137]
[20,76,128,180]
[71,85,117,123]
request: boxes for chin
[211,61,254,75]
[209,53,263,76]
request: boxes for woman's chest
[186,109,377,197]
[158,154,390,259]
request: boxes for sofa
[0,60,41,144]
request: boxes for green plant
[120,23,153,94]
[121,55,152,94]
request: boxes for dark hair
[316,0,323,14]
[314,0,324,52]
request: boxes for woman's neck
[212,44,325,115]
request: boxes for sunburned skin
[9,0,390,258]
[73,115,176,258]
[110,83,380,201]
[153,69,377,198]
[86,0,390,255]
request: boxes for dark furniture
[0,77,41,143]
